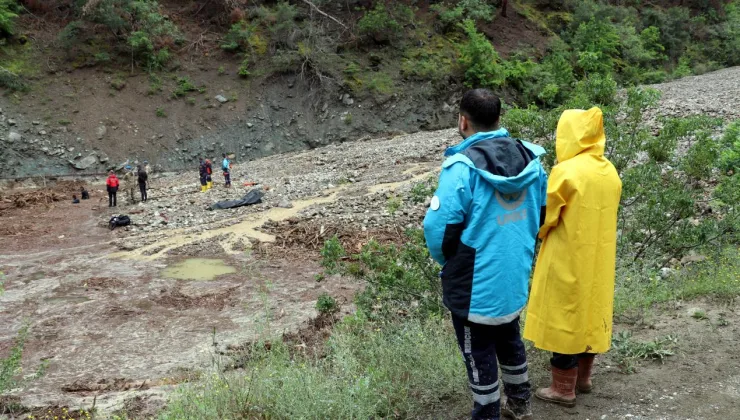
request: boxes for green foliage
[719,121,740,172]
[458,19,504,89]
[357,3,401,43]
[171,76,196,98]
[572,18,621,75]
[316,292,339,315]
[611,331,677,373]
[351,230,443,318]
[67,0,180,71]
[366,73,393,97]
[220,21,255,52]
[0,0,18,37]
[254,1,299,47]
[155,107,166,117]
[320,235,345,274]
[0,325,26,393]
[385,195,401,215]
[0,65,28,91]
[410,177,437,204]
[401,38,457,85]
[238,57,250,78]
[159,315,465,419]
[432,0,495,30]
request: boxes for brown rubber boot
[535,367,577,407]
[577,354,596,393]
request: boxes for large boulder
[70,154,99,170]
[7,131,21,142]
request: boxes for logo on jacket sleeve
[430,196,441,211]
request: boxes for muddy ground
[1,127,739,419]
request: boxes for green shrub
[1,325,27,393]
[432,0,495,30]
[220,21,254,52]
[357,3,401,43]
[316,293,339,315]
[410,178,437,204]
[156,107,166,117]
[0,0,18,37]
[0,66,28,91]
[321,235,345,274]
[159,315,465,419]
[254,1,299,47]
[238,57,250,78]
[172,76,197,98]
[719,121,740,172]
[367,73,393,97]
[458,19,505,89]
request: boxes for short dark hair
[459,89,502,131]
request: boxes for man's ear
[458,114,468,132]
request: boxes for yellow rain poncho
[523,107,622,355]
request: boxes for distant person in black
[137,164,148,202]
[80,186,89,200]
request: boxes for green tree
[0,0,18,38]
[458,19,505,89]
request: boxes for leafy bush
[1,325,27,393]
[320,235,345,274]
[0,65,28,91]
[68,0,180,71]
[357,3,401,43]
[238,57,250,78]
[220,21,254,52]
[432,0,495,30]
[0,0,18,37]
[171,76,197,98]
[253,1,299,48]
[316,292,339,315]
[458,19,505,89]
[351,230,443,318]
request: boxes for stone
[38,130,47,136]
[32,120,41,125]
[7,119,16,126]
[659,267,673,278]
[277,199,294,209]
[341,94,354,106]
[247,123,253,128]
[70,154,98,170]
[215,95,228,104]
[97,125,108,139]
[7,131,21,142]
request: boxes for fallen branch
[299,0,348,29]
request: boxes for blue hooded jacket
[423,128,547,325]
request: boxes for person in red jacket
[106,171,119,207]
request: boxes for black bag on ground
[109,215,131,230]
[209,188,263,210]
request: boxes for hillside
[1,0,738,178]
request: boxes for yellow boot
[207,181,213,190]
[201,185,206,193]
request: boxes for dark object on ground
[81,188,89,200]
[209,189,263,210]
[109,215,131,230]
[72,195,80,204]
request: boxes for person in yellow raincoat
[523,107,622,407]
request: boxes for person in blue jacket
[423,89,548,420]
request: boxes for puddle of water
[45,296,91,304]
[161,258,237,281]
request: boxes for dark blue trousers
[452,315,531,420]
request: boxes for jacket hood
[555,107,606,163]
[444,132,546,195]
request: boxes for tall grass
[160,314,466,420]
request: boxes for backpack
[109,215,131,230]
